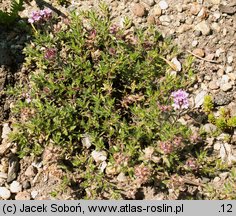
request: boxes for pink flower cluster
[28,8,52,24]
[171,89,189,110]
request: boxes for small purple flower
[44,48,57,60]
[40,8,52,20]
[171,89,189,110]
[28,8,52,24]
[28,11,41,23]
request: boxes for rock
[0,187,11,199]
[147,15,156,24]
[82,134,92,149]
[219,75,229,85]
[15,191,31,200]
[159,15,171,25]
[219,172,229,180]
[225,66,233,73]
[7,155,19,183]
[91,150,107,163]
[31,190,38,199]
[214,92,232,106]
[22,181,31,189]
[25,165,37,177]
[192,48,205,57]
[221,83,232,92]
[0,47,12,66]
[132,3,146,17]
[0,172,7,179]
[159,0,169,10]
[195,21,211,35]
[209,81,219,90]
[211,23,221,32]
[195,90,207,108]
[228,102,236,116]
[10,181,22,193]
[191,40,198,47]
[227,56,234,64]
[177,24,192,33]
[190,2,201,15]
[219,5,236,15]
[203,123,217,134]
[1,123,11,140]
[142,0,155,7]
[152,5,162,16]
[213,11,221,20]
[171,57,182,71]
[214,142,221,150]
[213,176,220,183]
[209,0,221,4]
[117,172,127,182]
[0,141,12,156]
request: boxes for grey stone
[7,156,19,183]
[203,123,217,134]
[214,92,232,106]
[22,181,31,189]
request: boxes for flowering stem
[31,23,38,35]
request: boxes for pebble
[214,92,232,106]
[195,21,211,35]
[7,156,19,183]
[10,181,22,193]
[225,66,233,73]
[221,83,232,92]
[152,5,162,16]
[213,11,221,20]
[195,90,207,108]
[1,123,11,140]
[0,187,11,199]
[142,0,155,7]
[208,80,219,90]
[159,15,171,25]
[132,3,146,17]
[117,172,127,182]
[25,165,37,177]
[159,0,169,10]
[228,102,236,116]
[203,123,217,134]
[15,191,31,200]
[214,142,221,151]
[31,190,38,199]
[0,172,8,179]
[209,0,220,4]
[211,22,221,32]
[192,48,205,57]
[192,40,198,47]
[22,181,31,189]
[190,3,201,15]
[147,15,156,24]
[227,56,234,64]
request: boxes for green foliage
[0,0,24,25]
[203,95,214,113]
[9,6,225,199]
